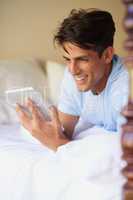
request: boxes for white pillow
[45,61,65,105]
[0,59,47,92]
[0,59,47,124]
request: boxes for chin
[77,85,91,92]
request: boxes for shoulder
[110,55,128,82]
[109,55,129,112]
[108,55,128,91]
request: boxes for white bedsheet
[0,124,125,200]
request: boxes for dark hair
[54,9,116,56]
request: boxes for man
[17,9,129,150]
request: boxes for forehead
[63,42,98,58]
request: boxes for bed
[0,124,124,200]
[0,59,126,199]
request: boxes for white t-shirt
[58,55,129,135]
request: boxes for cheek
[84,63,97,78]
[91,61,104,77]
[81,63,93,75]
[86,71,101,86]
[81,61,103,79]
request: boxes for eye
[78,57,90,62]
[81,58,89,61]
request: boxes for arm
[57,68,81,138]
[58,111,79,139]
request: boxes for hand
[16,99,70,151]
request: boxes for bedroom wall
[0,0,126,63]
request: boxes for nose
[68,60,80,75]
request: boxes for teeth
[74,75,86,81]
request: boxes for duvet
[0,124,124,200]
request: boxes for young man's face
[63,42,113,92]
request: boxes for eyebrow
[63,55,90,60]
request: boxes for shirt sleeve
[58,68,83,116]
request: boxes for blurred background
[0,0,126,63]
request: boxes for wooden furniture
[122,0,133,199]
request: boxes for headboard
[121,0,133,199]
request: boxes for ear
[102,47,114,64]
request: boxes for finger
[49,106,61,130]
[27,98,37,106]
[30,103,41,122]
[16,104,31,127]
[27,98,46,119]
[26,99,41,118]
[16,104,29,118]
[26,98,36,113]
[49,106,59,122]
[28,103,47,127]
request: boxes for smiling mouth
[74,75,88,83]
